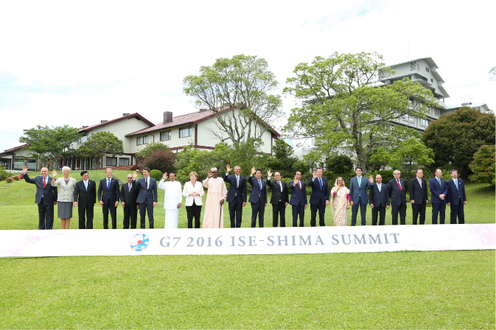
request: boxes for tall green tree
[469,145,495,186]
[283,52,437,172]
[422,107,495,180]
[19,125,81,168]
[76,131,123,168]
[183,54,282,144]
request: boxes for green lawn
[0,171,494,329]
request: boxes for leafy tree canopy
[76,131,124,166]
[19,125,81,168]
[284,51,437,172]
[469,145,495,186]
[422,107,495,179]
[183,54,282,144]
[136,142,172,162]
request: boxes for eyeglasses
[211,171,218,174]
[127,177,133,180]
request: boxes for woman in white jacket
[182,172,204,228]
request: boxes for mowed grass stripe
[0,251,494,329]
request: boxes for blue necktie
[258,180,262,190]
[319,178,322,191]
[455,180,458,190]
[84,181,87,191]
[107,179,110,191]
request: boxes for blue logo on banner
[130,233,149,252]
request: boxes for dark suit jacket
[135,177,158,204]
[349,176,371,204]
[369,183,389,208]
[446,179,466,205]
[387,178,407,206]
[224,174,247,203]
[308,177,330,206]
[267,178,289,205]
[429,177,448,204]
[248,176,267,204]
[409,178,428,204]
[23,173,57,205]
[289,180,307,207]
[98,177,120,205]
[74,180,96,208]
[120,181,140,207]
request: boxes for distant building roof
[79,113,155,133]
[126,108,280,137]
[0,144,29,156]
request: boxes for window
[160,131,171,141]
[179,127,192,138]
[431,78,433,83]
[410,62,416,71]
[119,158,129,166]
[136,137,142,146]
[106,157,117,166]
[143,136,148,144]
[426,67,430,73]
[420,118,428,126]
[78,135,87,145]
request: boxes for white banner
[0,224,494,258]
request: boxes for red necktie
[43,178,46,188]
[397,179,402,191]
[298,182,301,190]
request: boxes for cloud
[0,0,494,153]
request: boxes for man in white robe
[159,172,182,228]
[202,167,228,228]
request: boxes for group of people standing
[21,164,467,230]
[332,167,468,226]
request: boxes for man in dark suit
[21,166,58,229]
[409,169,429,225]
[136,167,158,229]
[369,174,389,225]
[224,164,247,228]
[388,170,407,225]
[446,169,467,224]
[289,171,307,227]
[349,167,372,226]
[308,168,330,227]
[248,167,267,228]
[120,171,140,229]
[98,168,120,229]
[429,169,448,224]
[267,170,289,227]
[73,170,97,229]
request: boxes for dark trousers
[78,206,94,229]
[292,205,305,227]
[102,203,117,229]
[123,206,138,229]
[432,203,446,224]
[412,203,426,225]
[371,206,386,225]
[272,201,286,227]
[450,200,465,224]
[351,198,367,226]
[139,203,154,228]
[228,199,243,228]
[310,203,325,227]
[251,201,265,228]
[391,203,406,225]
[37,199,54,230]
[186,201,202,228]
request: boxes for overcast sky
[0,0,494,153]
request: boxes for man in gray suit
[136,167,158,228]
[22,166,58,229]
